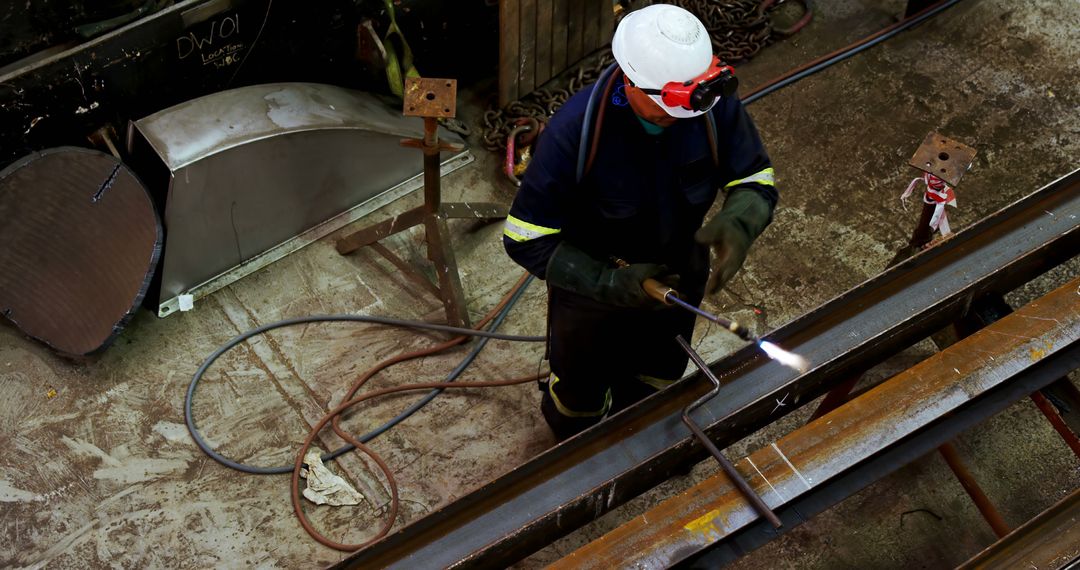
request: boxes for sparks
[758,340,810,374]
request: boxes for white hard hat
[612,4,714,118]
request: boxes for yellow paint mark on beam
[684,506,734,542]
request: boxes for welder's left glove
[694,188,774,294]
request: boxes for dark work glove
[694,188,773,294]
[545,242,667,308]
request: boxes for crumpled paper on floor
[300,449,365,506]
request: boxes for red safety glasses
[633,56,738,113]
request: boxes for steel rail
[688,340,1080,568]
[956,487,1080,570]
[332,170,1080,570]
[554,275,1080,568]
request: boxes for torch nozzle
[649,279,810,374]
[725,320,754,343]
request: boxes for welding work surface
[2,0,1080,568]
[552,276,1080,568]
[336,169,1078,570]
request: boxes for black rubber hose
[185,276,541,475]
[743,0,963,105]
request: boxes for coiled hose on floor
[186,274,547,549]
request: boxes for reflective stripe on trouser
[503,214,560,242]
[724,167,775,189]
[548,374,611,418]
[543,285,700,435]
[637,374,679,391]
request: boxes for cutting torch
[620,260,809,374]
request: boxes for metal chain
[480,0,781,155]
[480,51,615,152]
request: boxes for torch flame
[758,340,810,374]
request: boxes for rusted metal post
[421,117,442,211]
[908,201,938,250]
[397,82,471,328]
[335,77,508,329]
[903,132,977,251]
[902,133,1013,540]
[937,442,1011,538]
[410,107,470,329]
[1029,391,1080,460]
[808,374,860,422]
[1041,379,1080,438]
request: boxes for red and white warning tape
[901,172,957,236]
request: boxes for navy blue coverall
[503,73,777,437]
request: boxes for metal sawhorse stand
[336,77,506,328]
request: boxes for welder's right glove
[545,242,666,308]
[695,188,774,295]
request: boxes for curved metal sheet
[128,82,471,317]
[133,82,432,171]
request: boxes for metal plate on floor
[908,132,977,187]
[0,147,162,355]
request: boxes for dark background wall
[0,0,498,168]
[1,1,148,68]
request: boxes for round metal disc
[0,147,162,355]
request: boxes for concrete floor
[2,0,1078,568]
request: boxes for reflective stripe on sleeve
[724,167,775,189]
[503,214,562,242]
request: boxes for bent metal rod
[677,335,784,528]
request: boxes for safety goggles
[629,56,738,115]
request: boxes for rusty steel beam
[331,171,1080,570]
[689,345,1080,568]
[951,294,1080,459]
[554,275,1080,569]
[956,488,1080,570]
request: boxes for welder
[503,3,777,440]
